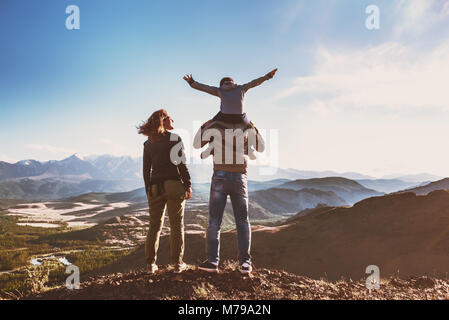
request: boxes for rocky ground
[23,263,449,300]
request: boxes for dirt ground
[24,263,449,300]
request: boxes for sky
[1,0,449,177]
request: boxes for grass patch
[0,212,136,297]
[0,248,135,298]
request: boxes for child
[183,68,278,124]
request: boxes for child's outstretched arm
[183,74,220,97]
[241,68,278,93]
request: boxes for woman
[138,109,193,274]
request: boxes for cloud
[276,1,303,33]
[0,154,17,163]
[393,0,449,39]
[277,40,449,114]
[26,144,75,154]
[441,1,449,17]
[98,138,125,156]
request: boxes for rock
[413,277,436,289]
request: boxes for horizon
[2,0,449,177]
[1,153,445,180]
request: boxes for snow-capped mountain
[2,155,443,185]
[0,159,50,180]
[0,155,107,180]
[84,155,142,180]
[0,155,144,200]
[44,155,108,179]
[0,154,443,200]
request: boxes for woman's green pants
[145,180,186,265]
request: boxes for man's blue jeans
[206,170,251,265]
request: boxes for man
[193,118,265,274]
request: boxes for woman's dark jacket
[143,132,191,196]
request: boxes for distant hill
[192,179,291,195]
[278,177,382,204]
[50,186,287,221]
[64,187,148,204]
[96,190,449,281]
[0,178,141,200]
[398,178,449,195]
[381,173,443,183]
[4,185,281,232]
[246,167,376,181]
[355,179,421,194]
[247,179,291,191]
[249,187,346,214]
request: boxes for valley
[1,154,449,299]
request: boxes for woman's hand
[266,68,278,79]
[183,74,194,83]
[185,187,193,200]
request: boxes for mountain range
[2,154,442,183]
[398,178,449,196]
[248,188,346,214]
[276,177,382,205]
[0,154,443,201]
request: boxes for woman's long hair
[138,109,168,142]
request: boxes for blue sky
[1,0,449,177]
